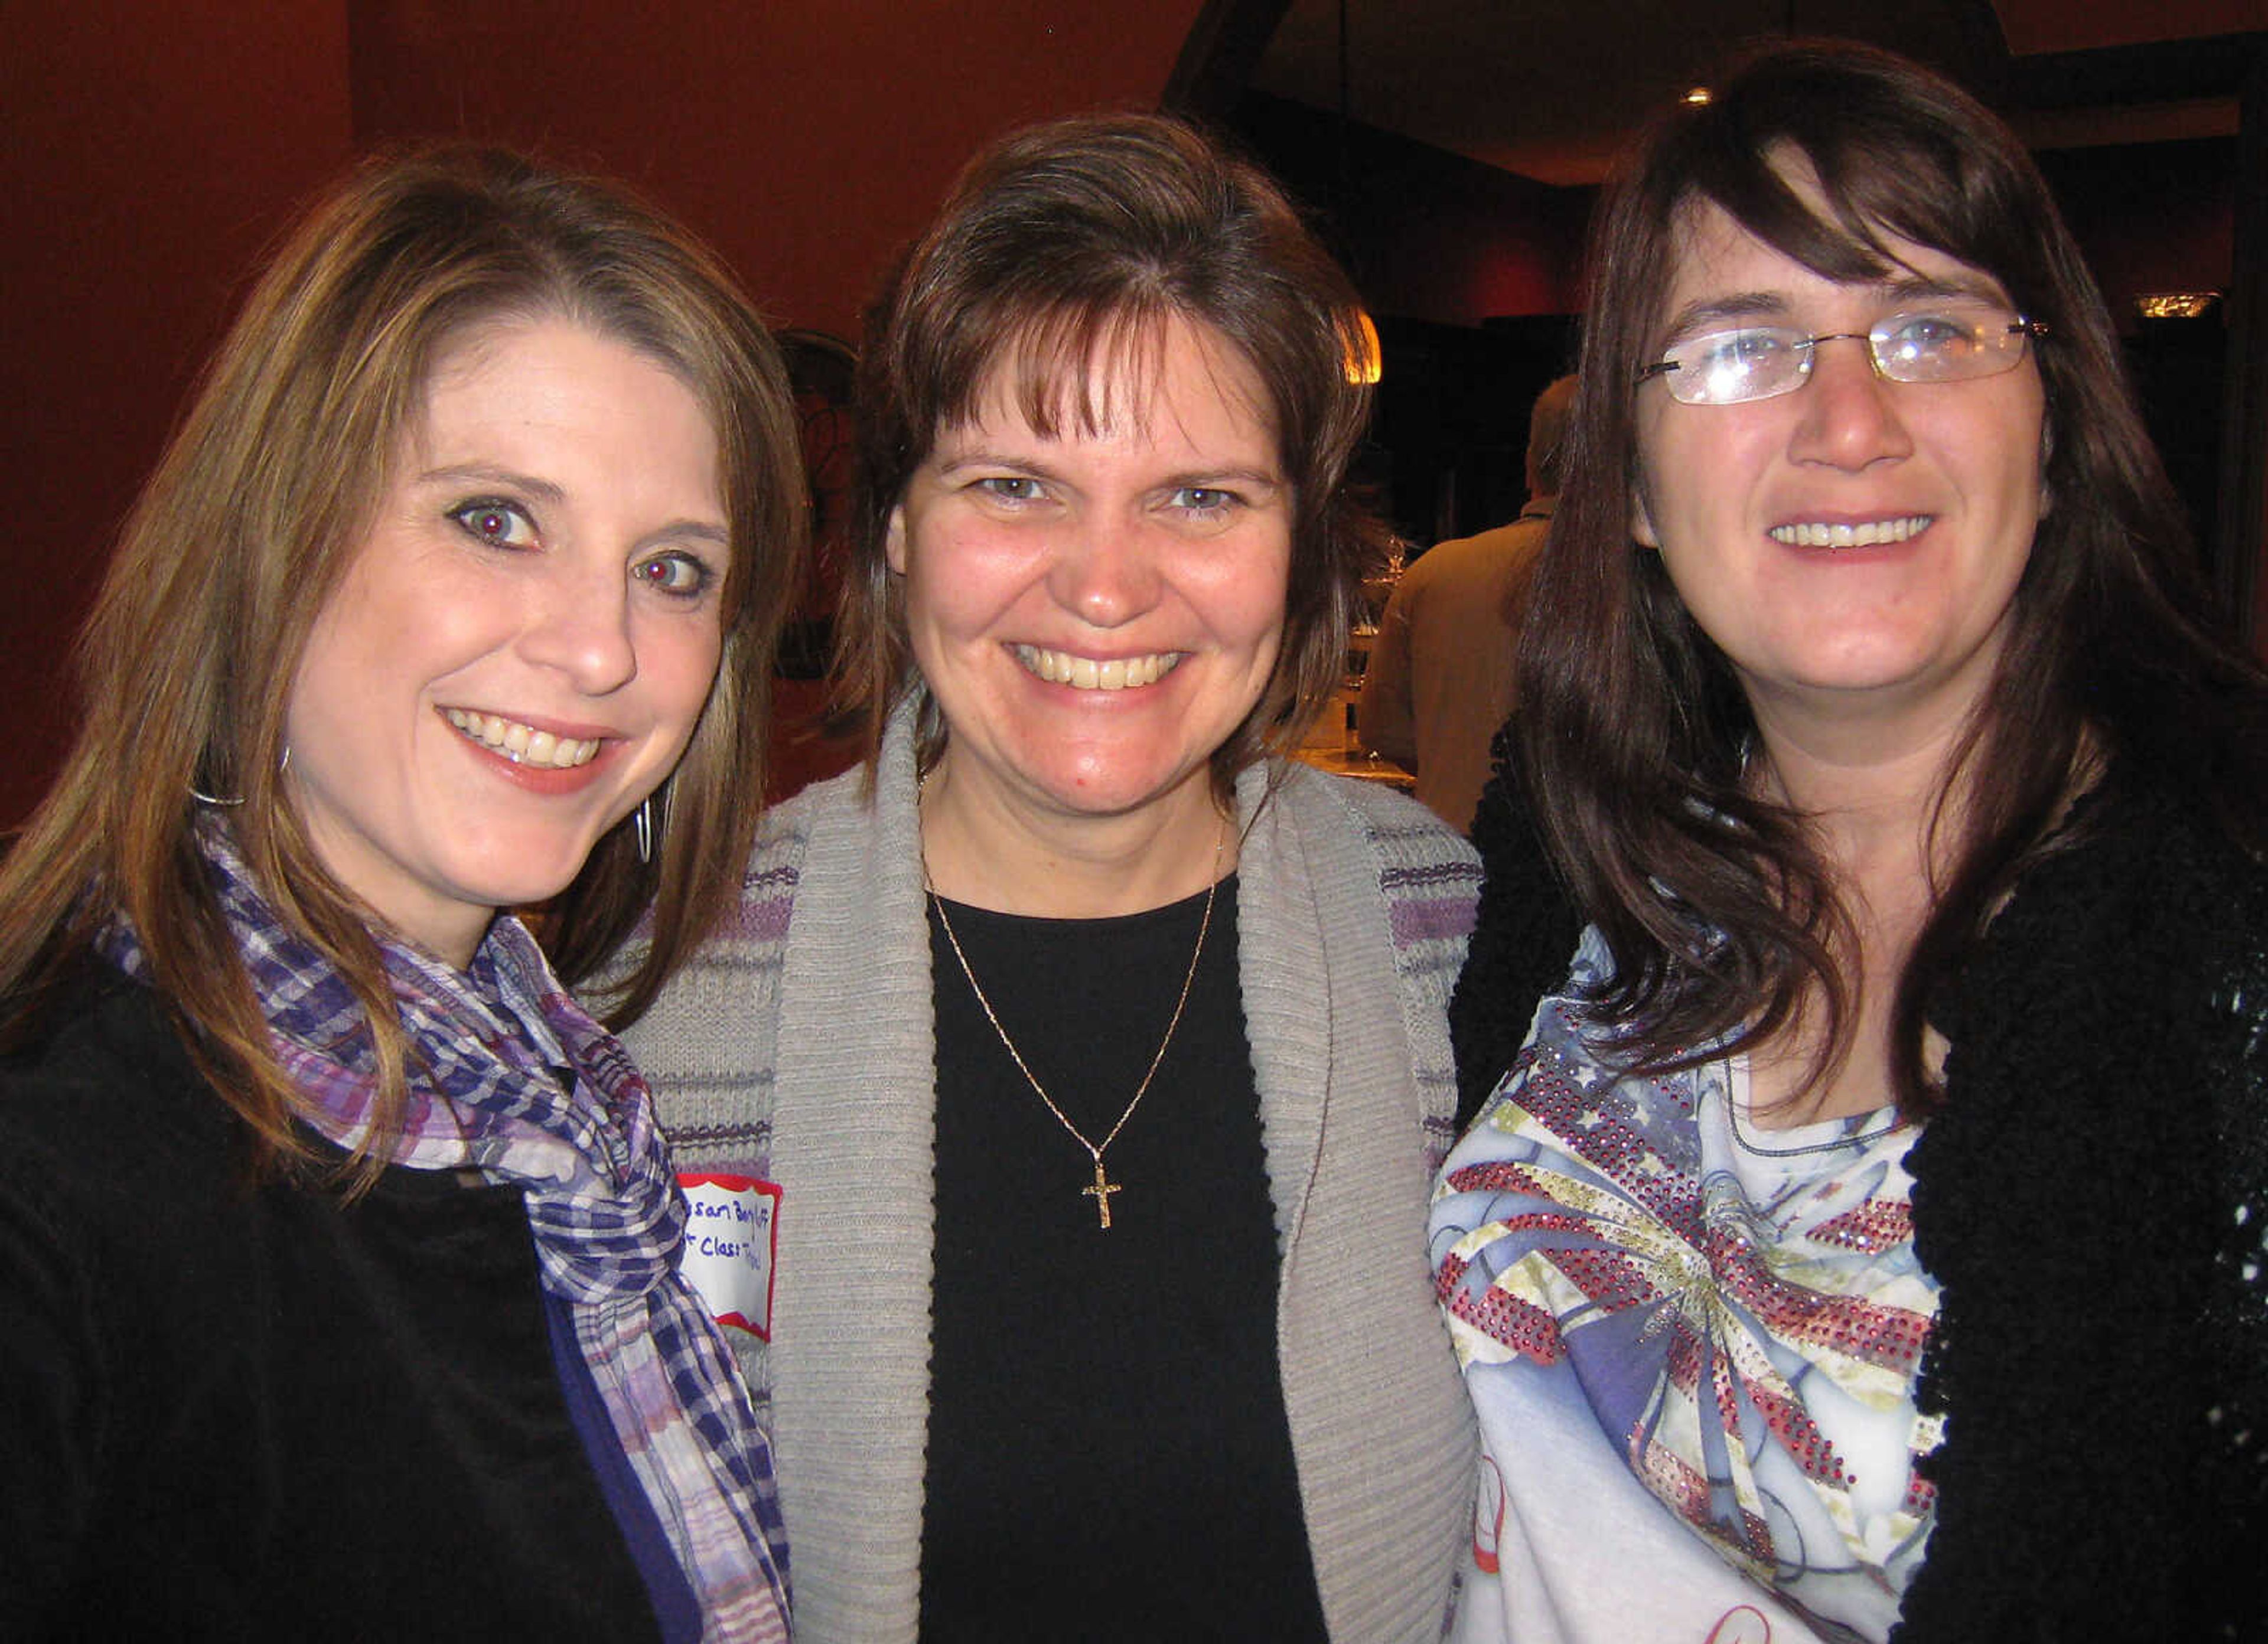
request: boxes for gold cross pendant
[1082,1159,1122,1229]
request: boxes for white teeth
[1770,516,1933,549]
[1013,645,1182,690]
[444,709,600,769]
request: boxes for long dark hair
[833,110,1386,798]
[1519,40,2266,1117]
[0,146,803,1182]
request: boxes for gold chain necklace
[924,819,1224,1231]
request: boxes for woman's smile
[1765,513,1934,549]
[441,706,605,768]
[1009,645,1185,691]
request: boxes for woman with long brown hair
[1432,41,2265,1642]
[0,148,803,1639]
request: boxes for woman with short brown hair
[627,112,1478,1641]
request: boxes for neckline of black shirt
[918,875,1330,1640]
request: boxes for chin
[454,839,607,914]
[1063,766,1211,819]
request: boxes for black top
[1451,743,2268,1642]
[920,878,1329,1642]
[0,965,669,1642]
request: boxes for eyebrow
[1166,468,1286,494]
[930,447,1060,480]
[641,519,732,552]
[418,463,729,549]
[1655,271,2014,350]
[416,463,568,505]
[931,448,1285,491]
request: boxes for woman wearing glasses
[1432,41,2264,1643]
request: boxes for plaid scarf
[100,825,790,1642]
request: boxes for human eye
[971,475,1046,504]
[631,549,717,599]
[1873,308,2000,378]
[1674,328,1801,404]
[1168,484,1240,519]
[446,497,539,549]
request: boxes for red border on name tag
[678,1172,781,1340]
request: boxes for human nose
[1788,334,1914,469]
[1047,513,1164,628]
[517,556,638,694]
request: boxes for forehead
[1654,194,2014,342]
[950,312,1277,455]
[395,317,724,526]
[419,316,709,434]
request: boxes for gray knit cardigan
[621,710,1483,1642]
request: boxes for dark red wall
[346,0,1210,342]
[2,1,355,826]
[0,0,1206,826]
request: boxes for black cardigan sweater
[0,965,669,1642]
[1449,752,2267,1643]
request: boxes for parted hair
[0,145,804,1182]
[833,110,1387,795]
[1517,41,2265,1118]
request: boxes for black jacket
[0,965,667,1642]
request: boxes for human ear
[885,503,910,574]
[1631,487,1660,549]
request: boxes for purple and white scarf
[102,824,790,1642]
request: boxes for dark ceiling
[1242,0,2263,185]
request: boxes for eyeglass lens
[1647,309,2037,405]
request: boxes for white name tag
[676,1173,780,1339]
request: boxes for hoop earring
[634,796,656,865]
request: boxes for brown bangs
[1669,65,2058,323]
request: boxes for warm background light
[2135,291,2221,319]
[1345,310,1384,384]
